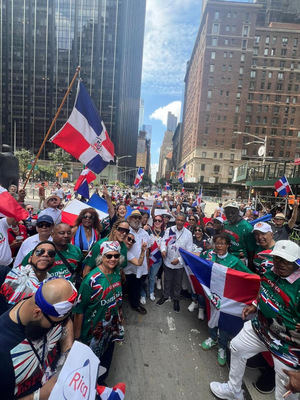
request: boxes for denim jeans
[148,259,162,295]
[139,275,148,299]
[209,326,232,350]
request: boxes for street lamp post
[234,131,267,165]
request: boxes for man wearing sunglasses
[0,277,76,399]
[39,195,62,224]
[13,215,54,267]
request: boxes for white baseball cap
[270,240,300,265]
[213,217,224,224]
[253,222,273,234]
[223,200,239,209]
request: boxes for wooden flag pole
[23,66,81,189]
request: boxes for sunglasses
[127,237,136,244]
[189,218,196,221]
[37,222,52,228]
[194,229,202,233]
[34,248,56,258]
[26,207,34,211]
[82,215,94,220]
[154,219,163,223]
[117,227,130,235]
[104,253,120,259]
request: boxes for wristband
[33,388,40,400]
[252,300,258,308]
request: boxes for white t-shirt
[0,218,13,266]
[124,228,151,278]
[160,226,193,270]
[54,188,65,199]
[13,234,53,267]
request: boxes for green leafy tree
[36,165,55,181]
[48,148,72,173]
[15,149,35,179]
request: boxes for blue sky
[141,0,202,181]
[141,0,253,181]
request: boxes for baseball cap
[213,217,224,224]
[274,213,286,220]
[253,222,272,233]
[128,210,142,218]
[223,200,239,209]
[37,215,54,225]
[270,240,300,265]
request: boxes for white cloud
[150,101,181,126]
[142,0,201,95]
[151,163,159,182]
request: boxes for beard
[130,220,140,230]
[25,321,52,341]
[31,260,53,272]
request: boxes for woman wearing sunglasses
[83,220,129,277]
[71,208,103,254]
[74,241,124,384]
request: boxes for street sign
[233,162,248,182]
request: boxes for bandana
[35,278,78,317]
[100,241,121,256]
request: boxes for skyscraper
[167,111,178,132]
[0,0,146,179]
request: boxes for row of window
[255,35,298,47]
[258,47,298,57]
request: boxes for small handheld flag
[74,167,96,199]
[178,164,186,185]
[165,181,170,191]
[134,167,144,188]
[274,176,291,197]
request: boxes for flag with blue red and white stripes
[50,81,115,174]
[96,382,126,400]
[274,175,291,196]
[134,167,144,188]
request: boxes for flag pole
[23,66,81,189]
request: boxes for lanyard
[16,304,47,373]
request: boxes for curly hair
[108,220,130,241]
[74,208,102,233]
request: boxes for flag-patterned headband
[100,241,121,256]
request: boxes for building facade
[0,0,146,182]
[180,0,300,186]
[157,130,174,181]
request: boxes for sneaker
[210,382,244,400]
[156,279,162,290]
[217,348,227,367]
[150,293,155,301]
[140,296,146,305]
[201,337,218,350]
[156,297,168,306]
[173,300,180,313]
[188,301,198,312]
[197,308,204,320]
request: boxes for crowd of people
[0,182,299,399]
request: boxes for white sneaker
[140,296,146,305]
[197,308,204,320]
[210,382,244,400]
[150,293,155,301]
[156,279,162,290]
[188,301,198,312]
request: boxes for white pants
[228,321,299,400]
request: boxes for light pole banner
[49,341,99,400]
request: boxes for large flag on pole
[134,167,144,188]
[192,188,202,207]
[0,186,28,221]
[74,167,96,199]
[179,248,260,335]
[274,176,291,196]
[178,164,186,184]
[49,81,115,174]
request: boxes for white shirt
[13,233,53,267]
[160,226,193,270]
[54,188,65,199]
[124,228,151,278]
[0,218,13,266]
[39,208,61,224]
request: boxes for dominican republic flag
[50,81,115,174]
[0,186,28,221]
[149,241,162,267]
[165,228,176,247]
[192,188,202,207]
[165,181,170,191]
[74,167,96,199]
[178,164,186,184]
[179,249,260,336]
[274,176,291,196]
[61,199,108,226]
[134,167,144,188]
[96,382,126,400]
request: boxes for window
[256,116,261,124]
[263,117,267,124]
[293,38,298,47]
[272,117,278,125]
[265,36,270,44]
[229,52,233,58]
[280,60,285,68]
[202,152,206,158]
[227,11,231,18]
[207,90,212,99]
[238,79,243,88]
[214,11,220,19]
[278,72,284,80]
[246,104,252,112]
[261,82,265,90]
[277,83,283,90]
[208,77,214,85]
[242,39,247,49]
[271,48,276,56]
[281,48,287,56]
[232,26,236,33]
[224,39,229,45]
[228,65,232,72]
[212,38,218,46]
[229,166,234,175]
[293,97,297,104]
[264,48,269,56]
[211,51,216,59]
[226,25,230,32]
[201,164,205,171]
[267,82,272,90]
[212,23,219,34]
[209,64,215,72]
[282,37,288,45]
[268,71,273,79]
[250,70,256,78]
[241,54,245,62]
[253,48,258,56]
[272,36,277,44]
[255,35,260,44]
[214,152,217,158]
[249,81,255,90]
[224,52,227,58]
[245,115,251,124]
[290,119,295,125]
[286,96,290,103]
[248,93,254,100]
[214,165,220,173]
[206,103,211,111]
[235,105,240,112]
[239,67,244,75]
[230,154,235,161]
[271,128,277,136]
[236,92,241,99]
[273,106,280,113]
[243,25,249,37]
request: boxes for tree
[15,149,35,179]
[141,175,152,187]
[48,148,72,173]
[36,165,55,181]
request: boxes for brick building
[180,0,300,187]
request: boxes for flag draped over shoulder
[274,176,291,196]
[134,167,144,188]
[74,167,96,199]
[179,248,260,336]
[49,81,114,174]
[0,186,28,221]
